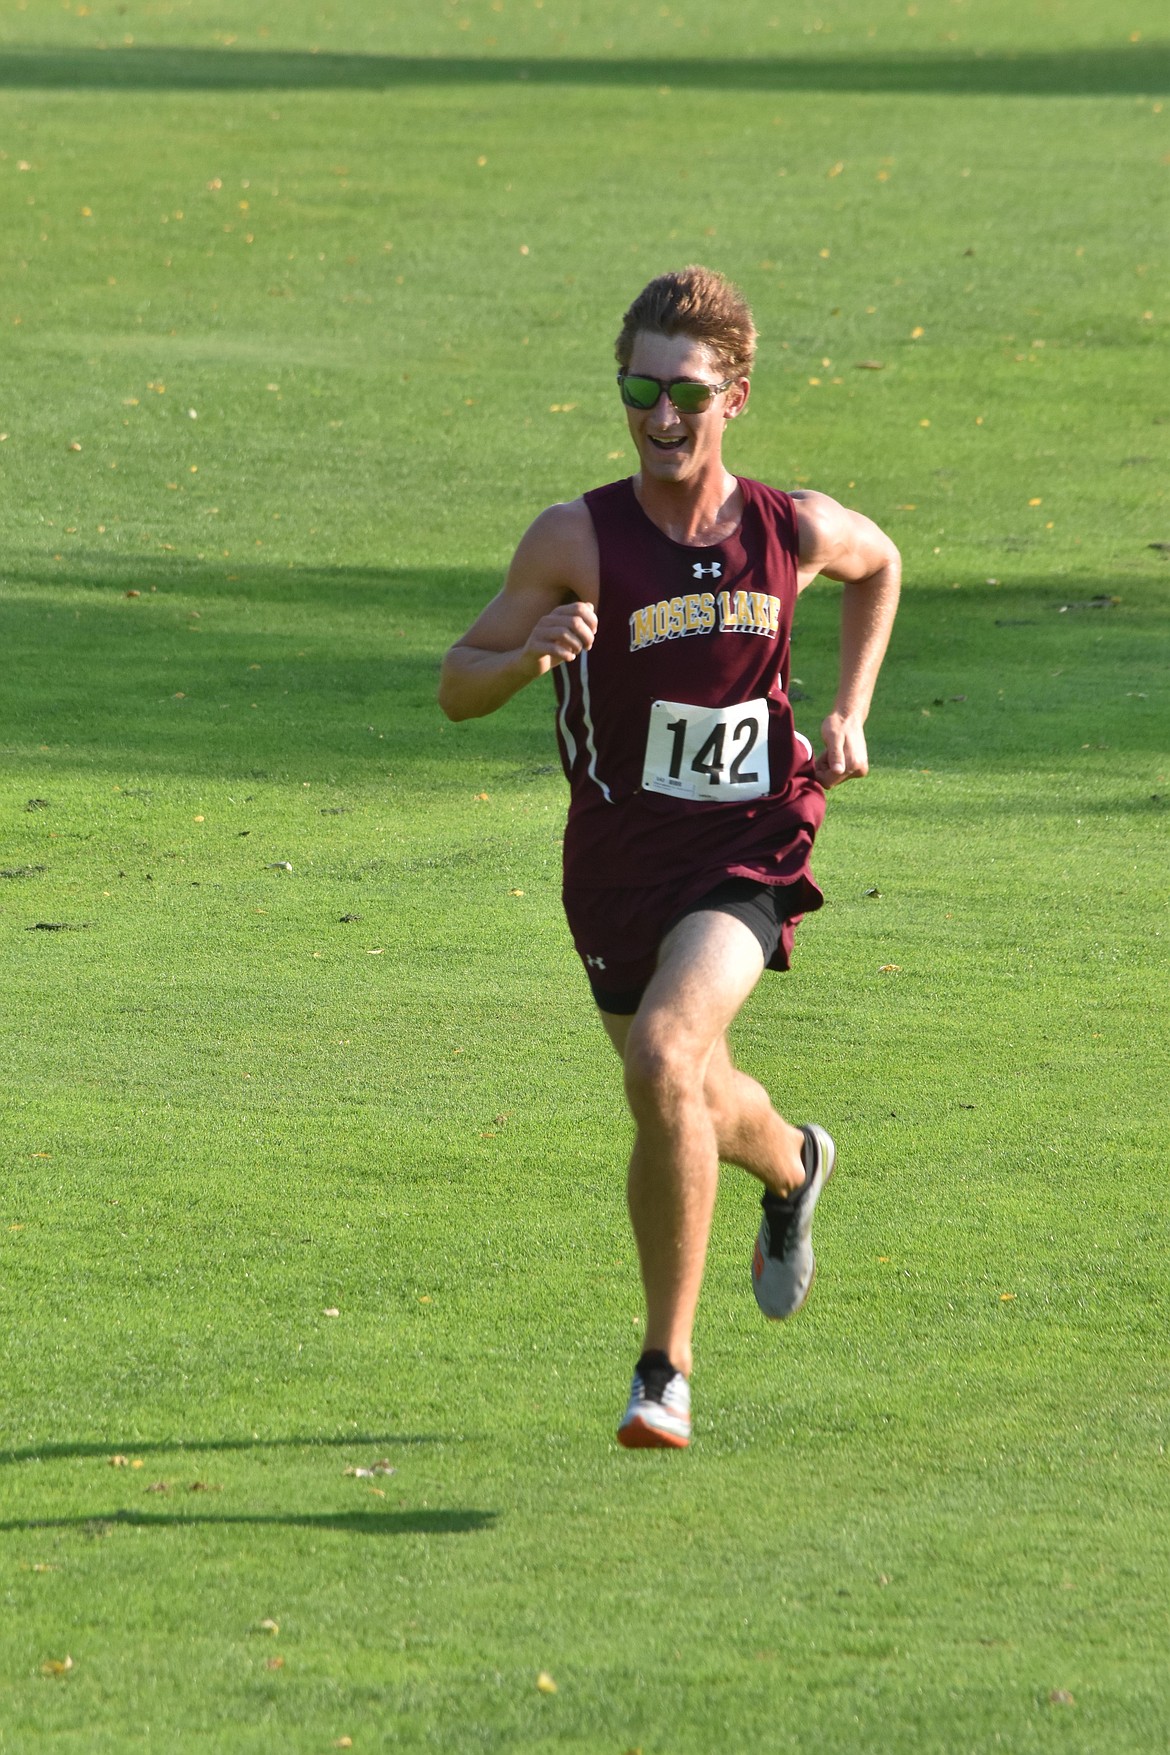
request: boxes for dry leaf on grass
[258,1618,280,1636]
[536,1671,558,1693]
[265,1656,284,1671]
[41,1656,73,1677]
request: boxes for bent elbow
[437,678,469,723]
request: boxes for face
[623,330,750,486]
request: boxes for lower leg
[704,1040,806,1197]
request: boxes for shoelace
[762,1176,809,1259]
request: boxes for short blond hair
[615,266,757,377]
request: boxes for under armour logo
[586,954,607,970]
[692,561,722,581]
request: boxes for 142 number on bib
[642,698,771,802]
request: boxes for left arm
[792,491,901,788]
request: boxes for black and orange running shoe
[616,1351,691,1449]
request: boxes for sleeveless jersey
[554,476,826,909]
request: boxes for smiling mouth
[649,435,687,451]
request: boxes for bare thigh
[598,907,766,1067]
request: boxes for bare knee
[623,1023,703,1125]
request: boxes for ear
[725,376,751,421]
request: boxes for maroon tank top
[554,476,826,904]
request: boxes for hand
[814,711,869,788]
[522,601,597,675]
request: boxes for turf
[1,1,1168,1749]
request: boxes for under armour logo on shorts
[586,954,607,970]
[692,561,722,580]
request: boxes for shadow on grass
[3,552,1166,780]
[1,555,556,780]
[0,1432,451,1467]
[0,44,1166,97]
[2,1508,497,1536]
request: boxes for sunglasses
[617,371,735,413]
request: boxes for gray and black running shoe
[751,1124,836,1320]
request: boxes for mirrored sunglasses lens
[669,381,712,412]
[621,375,661,409]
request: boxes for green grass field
[1,1,1168,1748]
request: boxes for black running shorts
[588,877,791,1016]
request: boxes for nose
[650,388,681,423]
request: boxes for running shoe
[616,1350,691,1449]
[751,1123,836,1320]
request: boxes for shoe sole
[756,1125,836,1322]
[617,1415,690,1450]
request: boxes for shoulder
[789,488,845,559]
[508,496,599,601]
[516,495,596,559]
[789,489,899,584]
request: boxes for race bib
[642,698,771,802]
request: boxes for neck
[633,466,743,547]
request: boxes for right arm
[437,501,599,722]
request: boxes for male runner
[439,267,900,1449]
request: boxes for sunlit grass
[0,1,1166,1748]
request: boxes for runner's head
[615,267,754,484]
[615,266,757,380]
